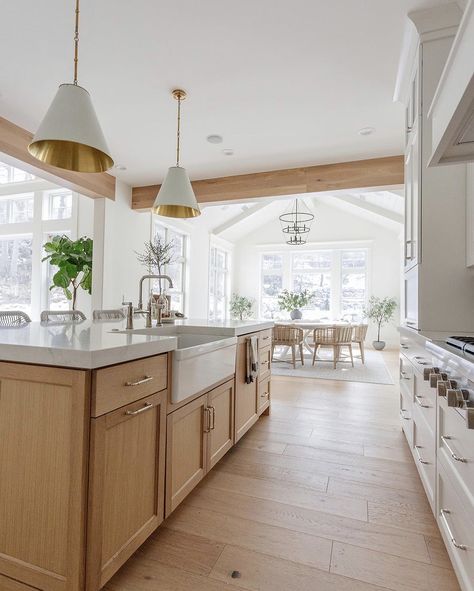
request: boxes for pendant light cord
[73,0,80,85]
[176,93,181,167]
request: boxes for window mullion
[31,191,43,319]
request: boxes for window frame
[0,164,78,319]
[258,244,370,320]
[208,243,232,321]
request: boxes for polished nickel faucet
[137,274,174,328]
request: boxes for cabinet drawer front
[259,346,271,380]
[400,390,414,447]
[259,329,272,348]
[92,354,167,417]
[258,375,271,414]
[413,405,436,508]
[413,374,436,435]
[437,459,474,591]
[438,397,474,512]
[400,354,414,398]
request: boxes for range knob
[437,379,457,397]
[430,371,448,388]
[446,388,469,408]
[423,367,439,381]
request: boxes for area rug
[271,348,395,385]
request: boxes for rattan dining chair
[40,310,86,324]
[352,323,368,364]
[92,309,126,321]
[312,325,354,369]
[0,310,31,327]
[272,325,305,368]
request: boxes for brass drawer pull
[125,375,154,387]
[414,445,429,464]
[262,336,270,341]
[441,436,467,463]
[440,510,467,550]
[125,402,154,416]
[260,392,269,398]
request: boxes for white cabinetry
[397,6,473,332]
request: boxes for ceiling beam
[132,155,404,210]
[331,193,404,224]
[212,202,270,235]
[0,117,116,200]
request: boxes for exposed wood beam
[132,156,404,210]
[331,194,404,224]
[0,117,116,200]
[212,202,270,235]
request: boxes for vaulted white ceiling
[0,0,459,187]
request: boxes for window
[152,220,187,313]
[340,249,367,321]
[259,247,369,320]
[0,161,78,319]
[209,246,230,321]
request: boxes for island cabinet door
[208,380,234,470]
[86,390,166,591]
[234,335,259,442]
[0,362,89,591]
[165,394,208,517]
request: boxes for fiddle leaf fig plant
[42,235,93,310]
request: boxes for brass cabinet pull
[441,436,467,463]
[125,375,154,387]
[203,407,213,432]
[125,402,154,416]
[414,445,429,464]
[209,406,216,430]
[440,510,467,550]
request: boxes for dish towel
[245,336,259,384]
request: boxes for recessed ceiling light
[358,127,375,136]
[207,134,223,144]
[222,149,234,156]
[114,164,127,171]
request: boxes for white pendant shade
[28,83,114,173]
[153,166,201,218]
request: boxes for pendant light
[28,0,113,173]
[279,198,314,245]
[153,89,201,219]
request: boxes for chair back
[0,311,31,327]
[334,325,353,344]
[273,325,303,345]
[93,309,125,321]
[40,310,86,324]
[313,326,336,344]
[353,324,368,342]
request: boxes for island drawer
[258,375,271,414]
[259,329,272,347]
[259,346,271,380]
[92,354,168,417]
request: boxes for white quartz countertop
[0,318,273,369]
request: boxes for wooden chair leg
[359,341,365,364]
[333,345,337,369]
[292,345,296,369]
[349,344,354,367]
[312,343,318,366]
[299,343,304,365]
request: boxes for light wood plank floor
[105,350,461,591]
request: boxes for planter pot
[290,309,302,320]
[372,340,386,350]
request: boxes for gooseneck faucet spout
[138,274,174,313]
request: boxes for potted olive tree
[42,235,93,310]
[277,289,314,320]
[230,293,254,320]
[364,296,397,350]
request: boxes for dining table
[274,320,353,359]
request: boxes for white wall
[232,199,402,347]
